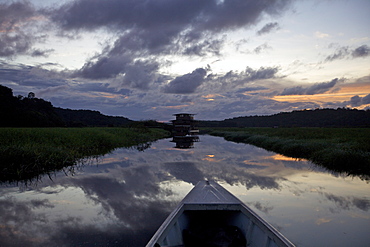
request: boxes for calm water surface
[0,135,369,247]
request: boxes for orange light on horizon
[272,81,370,103]
[272,92,369,103]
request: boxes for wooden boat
[146,180,295,247]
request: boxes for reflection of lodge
[172,136,199,149]
[171,113,199,148]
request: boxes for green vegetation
[0,127,170,182]
[205,128,370,177]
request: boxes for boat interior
[149,181,294,247]
[156,206,278,247]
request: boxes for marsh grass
[206,127,370,177]
[0,127,170,182]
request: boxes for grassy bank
[205,128,370,177]
[0,127,170,182]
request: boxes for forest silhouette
[1,84,370,128]
[0,85,132,127]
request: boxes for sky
[0,0,369,121]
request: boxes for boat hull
[147,181,295,247]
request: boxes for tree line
[198,108,370,128]
[2,84,370,128]
[0,85,132,127]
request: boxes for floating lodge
[171,113,199,148]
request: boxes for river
[0,135,369,247]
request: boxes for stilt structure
[171,113,199,148]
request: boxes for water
[0,135,369,247]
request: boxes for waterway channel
[0,135,369,246]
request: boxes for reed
[0,127,170,182]
[206,127,370,177]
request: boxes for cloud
[280,78,339,95]
[51,0,291,34]
[0,62,68,89]
[163,68,207,94]
[321,192,370,211]
[0,32,33,57]
[243,66,279,81]
[49,0,292,88]
[346,94,370,107]
[352,45,370,58]
[30,48,54,57]
[325,46,349,62]
[257,22,280,35]
[163,162,205,185]
[0,1,47,57]
[363,94,370,104]
[253,43,273,54]
[205,66,279,92]
[182,37,225,56]
[0,196,56,246]
[250,201,274,214]
[195,0,289,33]
[314,31,330,39]
[77,55,131,80]
[74,48,160,90]
[37,85,69,97]
[325,45,370,62]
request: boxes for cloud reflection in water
[0,135,369,246]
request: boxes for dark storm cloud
[183,37,225,56]
[325,45,370,62]
[0,32,33,57]
[305,78,338,94]
[74,33,162,89]
[0,1,45,57]
[352,45,370,58]
[205,66,279,92]
[363,94,370,104]
[77,54,131,79]
[163,68,207,94]
[242,66,279,81]
[51,0,291,34]
[280,78,338,95]
[0,62,67,88]
[50,0,291,87]
[257,22,280,35]
[0,1,35,29]
[76,52,160,90]
[349,95,362,106]
[346,93,370,107]
[51,0,209,31]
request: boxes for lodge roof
[173,113,196,116]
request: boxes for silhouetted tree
[28,92,35,99]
